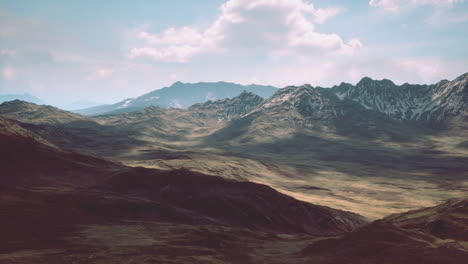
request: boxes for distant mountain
[58,100,103,111]
[75,81,277,116]
[204,72,468,145]
[330,72,468,123]
[0,93,45,105]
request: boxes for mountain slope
[189,90,264,119]
[0,117,120,190]
[302,198,468,263]
[0,99,89,125]
[380,198,468,241]
[0,100,145,157]
[76,81,277,115]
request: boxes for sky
[0,0,467,106]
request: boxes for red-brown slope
[302,199,468,263]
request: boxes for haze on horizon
[0,0,467,106]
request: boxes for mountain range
[330,73,468,123]
[1,72,467,263]
[75,81,278,116]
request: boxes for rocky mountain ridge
[189,91,264,119]
[330,73,468,123]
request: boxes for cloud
[129,0,356,63]
[1,2,466,106]
[129,27,213,62]
[369,0,464,12]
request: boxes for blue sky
[0,0,467,105]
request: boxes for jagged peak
[279,84,314,94]
[0,99,44,112]
[259,84,338,110]
[170,81,185,87]
[236,90,264,101]
[453,72,468,82]
[459,72,468,79]
[356,77,395,87]
[434,79,450,87]
[338,82,353,87]
[1,99,35,105]
[189,90,263,110]
[381,79,396,86]
[357,77,373,86]
[238,90,258,97]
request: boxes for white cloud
[369,0,401,11]
[129,0,357,63]
[129,27,214,62]
[125,0,465,89]
[1,2,465,106]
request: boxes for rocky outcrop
[189,91,264,119]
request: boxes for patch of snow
[142,96,160,102]
[205,92,217,101]
[118,99,134,109]
[336,92,347,100]
[170,99,183,108]
[261,93,292,108]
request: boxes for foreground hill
[75,81,277,116]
